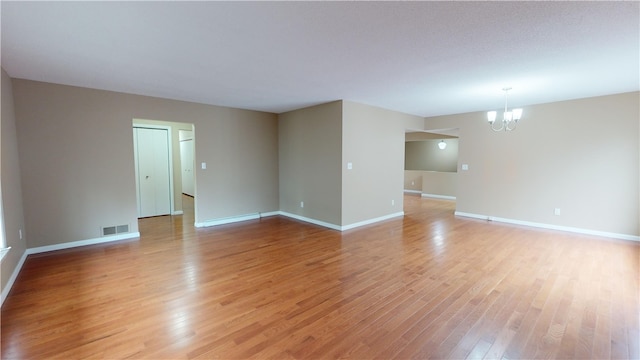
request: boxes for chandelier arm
[491,120,505,132]
[506,120,518,131]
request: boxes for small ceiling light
[487,87,523,132]
[438,140,447,150]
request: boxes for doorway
[403,128,459,211]
[179,130,195,197]
[133,126,173,217]
[133,119,196,222]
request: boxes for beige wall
[1,69,28,295]
[342,101,422,225]
[279,101,422,227]
[278,101,343,226]
[132,118,194,214]
[421,171,457,198]
[4,73,636,305]
[404,170,423,192]
[279,100,422,228]
[404,170,457,198]
[425,92,639,237]
[12,79,279,248]
[6,76,637,260]
[405,139,458,172]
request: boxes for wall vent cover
[102,226,117,236]
[102,224,130,236]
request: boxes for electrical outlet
[300,201,304,208]
[19,229,22,240]
[554,208,561,216]
[391,199,395,206]
[411,181,415,185]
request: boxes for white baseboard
[194,211,281,228]
[26,232,141,255]
[259,211,280,218]
[341,212,405,231]
[278,212,342,231]
[1,250,28,307]
[279,211,405,232]
[195,210,405,232]
[454,211,640,242]
[404,189,422,194]
[194,213,259,228]
[421,193,456,200]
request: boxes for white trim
[278,211,343,231]
[454,211,488,221]
[421,193,456,200]
[259,211,280,218]
[193,211,282,228]
[195,213,260,228]
[403,189,422,194]
[278,211,405,232]
[1,250,28,307]
[341,212,405,231]
[172,210,184,215]
[454,211,640,242]
[26,232,141,255]
[0,247,11,262]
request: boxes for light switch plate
[347,162,353,170]
[461,164,469,171]
[201,162,207,170]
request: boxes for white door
[134,127,171,217]
[180,137,195,197]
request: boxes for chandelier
[487,87,523,132]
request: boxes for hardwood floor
[2,195,638,359]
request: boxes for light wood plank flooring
[2,195,638,359]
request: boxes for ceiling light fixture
[487,87,523,132]
[438,140,447,150]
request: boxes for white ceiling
[2,1,638,117]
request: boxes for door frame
[133,123,175,216]
[178,129,195,197]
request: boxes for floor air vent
[102,224,129,236]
